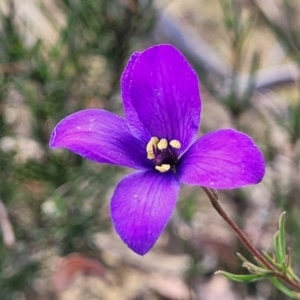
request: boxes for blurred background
[0,0,299,299]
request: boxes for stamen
[155,164,171,173]
[146,137,159,152]
[146,137,159,159]
[170,139,181,149]
[157,138,168,150]
[147,152,155,160]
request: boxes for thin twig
[202,187,300,291]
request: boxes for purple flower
[49,44,265,255]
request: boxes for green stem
[202,187,300,291]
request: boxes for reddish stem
[202,187,300,291]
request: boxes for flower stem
[202,187,300,291]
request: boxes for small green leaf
[273,212,287,271]
[216,271,270,283]
[236,253,274,276]
[236,252,249,263]
[274,230,283,264]
[242,262,273,275]
[269,277,300,299]
[287,266,300,282]
[262,251,278,266]
[279,212,287,269]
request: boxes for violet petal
[49,109,150,170]
[178,129,265,189]
[122,51,150,142]
[111,171,180,255]
[123,44,201,152]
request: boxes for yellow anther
[146,137,159,159]
[157,138,168,150]
[170,139,181,149]
[147,152,155,160]
[155,164,171,173]
[146,137,159,152]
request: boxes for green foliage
[0,262,40,300]
[216,271,271,283]
[218,212,300,299]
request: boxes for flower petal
[122,44,201,151]
[178,129,265,189]
[111,171,180,255]
[49,109,150,170]
[121,51,150,141]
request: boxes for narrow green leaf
[274,230,283,265]
[236,252,251,263]
[286,265,300,282]
[237,252,274,276]
[279,211,287,271]
[242,262,273,275]
[283,248,300,282]
[269,277,300,299]
[216,271,269,283]
[273,212,287,271]
[262,251,277,266]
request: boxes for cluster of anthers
[146,137,181,173]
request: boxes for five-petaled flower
[49,44,265,255]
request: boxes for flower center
[146,137,181,173]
